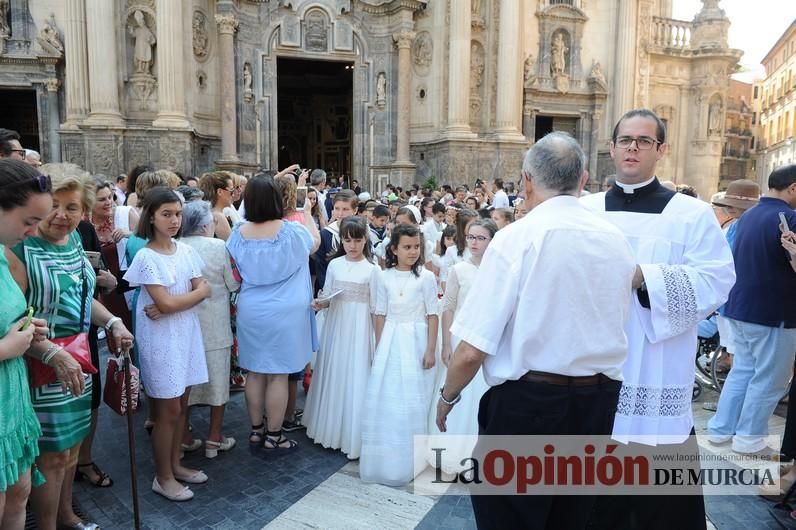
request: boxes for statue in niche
[376,72,386,107]
[192,11,209,59]
[37,13,64,56]
[243,63,254,103]
[471,0,480,16]
[589,60,607,90]
[551,32,568,76]
[708,100,723,135]
[470,42,484,92]
[523,54,537,87]
[128,10,156,75]
[0,0,8,36]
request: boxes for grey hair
[181,200,214,237]
[522,132,586,194]
[310,169,327,187]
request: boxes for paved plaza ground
[68,359,795,530]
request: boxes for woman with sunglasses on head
[199,172,237,241]
[0,159,53,529]
[5,163,134,530]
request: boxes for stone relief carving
[635,0,653,107]
[376,72,386,107]
[192,11,210,60]
[471,0,484,27]
[550,31,570,94]
[37,13,63,56]
[588,60,607,91]
[0,0,9,54]
[412,32,432,75]
[469,41,485,121]
[243,62,254,103]
[523,54,537,88]
[128,10,156,75]
[62,140,85,167]
[305,10,328,52]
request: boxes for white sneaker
[205,437,236,458]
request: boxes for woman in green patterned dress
[5,163,134,530]
[0,159,53,529]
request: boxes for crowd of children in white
[123,168,526,501]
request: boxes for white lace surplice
[582,192,735,445]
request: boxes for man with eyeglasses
[582,109,735,529]
[0,128,26,161]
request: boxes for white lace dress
[360,267,439,486]
[123,241,208,399]
[304,257,380,459]
[426,260,489,473]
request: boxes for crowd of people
[0,106,795,530]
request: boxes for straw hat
[712,179,760,210]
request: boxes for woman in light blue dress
[226,174,320,451]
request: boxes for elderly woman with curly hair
[6,163,134,530]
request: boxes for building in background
[754,19,796,188]
[0,0,740,197]
[719,80,755,190]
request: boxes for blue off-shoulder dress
[226,221,317,374]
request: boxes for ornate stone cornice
[45,78,60,92]
[215,15,239,35]
[357,0,426,16]
[393,30,416,49]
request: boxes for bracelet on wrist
[439,386,461,406]
[104,316,122,332]
[42,345,63,365]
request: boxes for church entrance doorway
[0,89,40,152]
[277,58,353,182]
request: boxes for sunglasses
[0,174,52,192]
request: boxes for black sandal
[249,423,265,444]
[263,430,298,452]
[75,462,113,488]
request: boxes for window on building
[752,112,756,125]
[549,0,575,5]
[753,86,759,99]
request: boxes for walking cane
[121,348,141,530]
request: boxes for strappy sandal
[75,462,113,488]
[249,423,265,444]
[263,430,298,452]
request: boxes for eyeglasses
[10,149,26,159]
[614,136,661,150]
[465,235,490,242]
[0,174,51,192]
[221,187,235,193]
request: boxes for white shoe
[152,478,194,502]
[205,437,236,458]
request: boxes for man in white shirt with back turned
[436,132,637,530]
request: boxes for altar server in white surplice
[582,109,735,530]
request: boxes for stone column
[445,0,474,137]
[153,0,189,128]
[63,0,90,127]
[613,0,637,124]
[393,31,415,164]
[216,15,239,163]
[493,0,525,140]
[45,79,61,162]
[84,0,123,126]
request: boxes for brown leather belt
[519,370,613,386]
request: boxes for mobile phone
[20,307,34,331]
[296,186,307,210]
[85,251,102,269]
[780,212,791,233]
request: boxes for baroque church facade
[0,0,740,198]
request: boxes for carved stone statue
[243,62,254,103]
[589,60,607,89]
[470,42,485,91]
[413,33,432,69]
[128,10,156,75]
[192,11,209,59]
[376,72,386,107]
[0,0,8,36]
[708,100,722,135]
[523,54,536,87]
[37,13,64,56]
[551,32,568,76]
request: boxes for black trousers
[470,376,623,530]
[586,427,707,530]
[781,358,796,461]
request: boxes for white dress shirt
[492,190,510,209]
[451,195,637,385]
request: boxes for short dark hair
[431,202,446,215]
[768,164,796,191]
[385,224,425,277]
[420,197,435,211]
[0,159,49,211]
[372,204,389,218]
[612,108,667,144]
[244,173,284,222]
[333,189,358,208]
[135,187,183,240]
[494,178,504,190]
[0,128,21,157]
